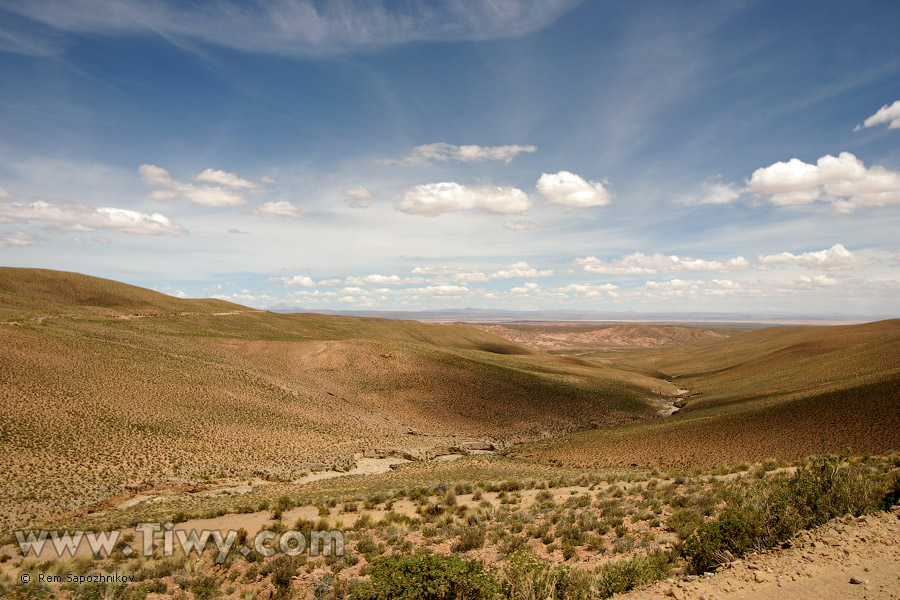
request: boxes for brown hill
[473,322,743,349]
[0,268,663,530]
[512,320,900,469]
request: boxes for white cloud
[491,261,554,278]
[405,284,472,296]
[194,168,260,190]
[856,99,900,131]
[92,236,111,244]
[503,219,539,230]
[411,266,466,275]
[255,201,304,218]
[745,152,900,212]
[140,164,250,207]
[4,1,577,57]
[677,177,742,205]
[510,282,541,294]
[272,275,316,287]
[450,271,490,283]
[379,143,537,166]
[571,252,751,274]
[343,186,375,208]
[346,274,427,286]
[0,230,39,248]
[410,266,488,283]
[757,244,876,271]
[396,182,529,216]
[0,187,12,200]
[155,285,188,298]
[895,250,900,262]
[556,283,619,297]
[0,198,185,235]
[537,171,613,207]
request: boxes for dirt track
[621,506,900,600]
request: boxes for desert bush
[594,551,674,597]
[451,527,486,553]
[666,508,704,541]
[684,455,894,573]
[348,552,499,600]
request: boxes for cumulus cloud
[411,266,488,283]
[491,261,554,278]
[396,182,529,216]
[451,271,490,283]
[345,274,426,286]
[140,164,258,207]
[555,283,618,297]
[0,187,12,199]
[745,152,900,212]
[856,99,900,131]
[537,171,613,207]
[254,201,304,218]
[405,284,472,296]
[0,198,185,235]
[503,219,539,230]
[571,252,751,274]
[272,275,316,287]
[0,230,39,248]
[757,244,876,271]
[343,186,374,208]
[676,177,742,206]
[380,143,537,166]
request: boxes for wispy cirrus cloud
[380,143,537,166]
[3,0,579,57]
[675,176,742,206]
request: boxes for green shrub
[666,508,704,541]
[683,455,894,573]
[682,517,758,573]
[594,552,674,597]
[452,527,486,553]
[348,552,499,600]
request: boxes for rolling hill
[0,268,664,530]
[513,320,900,468]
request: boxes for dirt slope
[621,507,900,600]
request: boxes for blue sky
[1,0,899,315]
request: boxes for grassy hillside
[513,320,900,468]
[0,269,663,530]
[0,267,243,319]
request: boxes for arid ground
[1,268,898,600]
